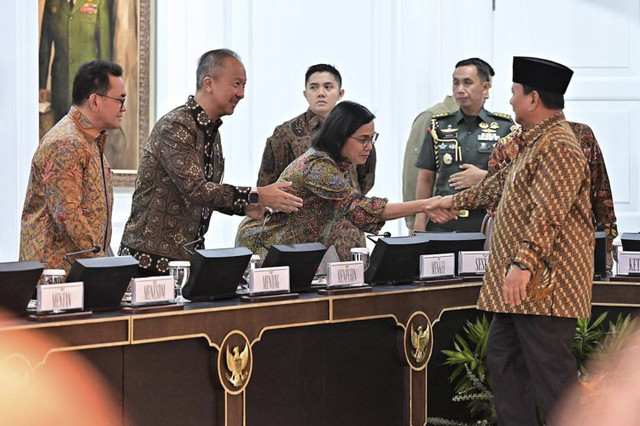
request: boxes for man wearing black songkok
[428,57,593,425]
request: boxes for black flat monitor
[261,242,327,293]
[182,247,252,301]
[0,260,44,315]
[413,231,487,274]
[66,256,138,311]
[594,230,607,277]
[621,233,640,252]
[364,236,430,284]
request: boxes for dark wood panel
[592,282,640,305]
[246,319,406,426]
[123,339,220,426]
[3,281,640,426]
[131,299,330,344]
[332,284,482,324]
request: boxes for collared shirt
[20,106,113,272]
[487,122,618,247]
[257,109,377,194]
[120,96,252,273]
[237,148,387,261]
[453,113,593,318]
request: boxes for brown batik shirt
[453,113,594,318]
[487,122,618,250]
[119,96,252,273]
[20,106,112,273]
[256,109,377,256]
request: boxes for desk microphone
[258,208,275,250]
[63,245,101,265]
[183,236,204,255]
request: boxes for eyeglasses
[349,132,379,147]
[96,93,126,110]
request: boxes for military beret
[512,56,573,95]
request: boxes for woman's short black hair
[311,101,375,162]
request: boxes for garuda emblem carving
[411,325,430,363]
[225,344,249,387]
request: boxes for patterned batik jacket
[256,108,378,255]
[237,148,387,261]
[487,121,618,249]
[20,106,112,272]
[120,96,252,273]
[453,113,594,318]
[256,109,376,194]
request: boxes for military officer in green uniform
[415,58,514,232]
[39,0,111,122]
[402,94,458,232]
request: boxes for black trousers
[487,313,577,426]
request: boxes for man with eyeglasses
[119,49,302,274]
[254,64,377,258]
[20,60,125,274]
[414,58,514,233]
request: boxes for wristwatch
[513,261,528,271]
[248,187,259,204]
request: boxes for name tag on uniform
[327,261,365,287]
[250,266,290,295]
[37,282,84,313]
[131,276,174,305]
[617,251,640,275]
[420,253,455,279]
[459,251,490,275]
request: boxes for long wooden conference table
[1,280,638,426]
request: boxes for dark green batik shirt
[415,107,514,232]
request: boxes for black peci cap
[512,56,573,95]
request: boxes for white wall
[491,0,640,234]
[0,1,39,261]
[2,0,638,262]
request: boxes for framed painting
[38,0,152,187]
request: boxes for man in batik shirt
[21,60,125,273]
[256,64,376,258]
[486,122,618,267]
[119,49,302,274]
[429,57,593,425]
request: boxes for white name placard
[37,281,84,313]
[459,251,490,275]
[420,253,455,279]
[327,261,365,287]
[250,266,290,295]
[617,251,640,275]
[131,276,174,305]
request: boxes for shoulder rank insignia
[432,111,454,119]
[491,111,512,121]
